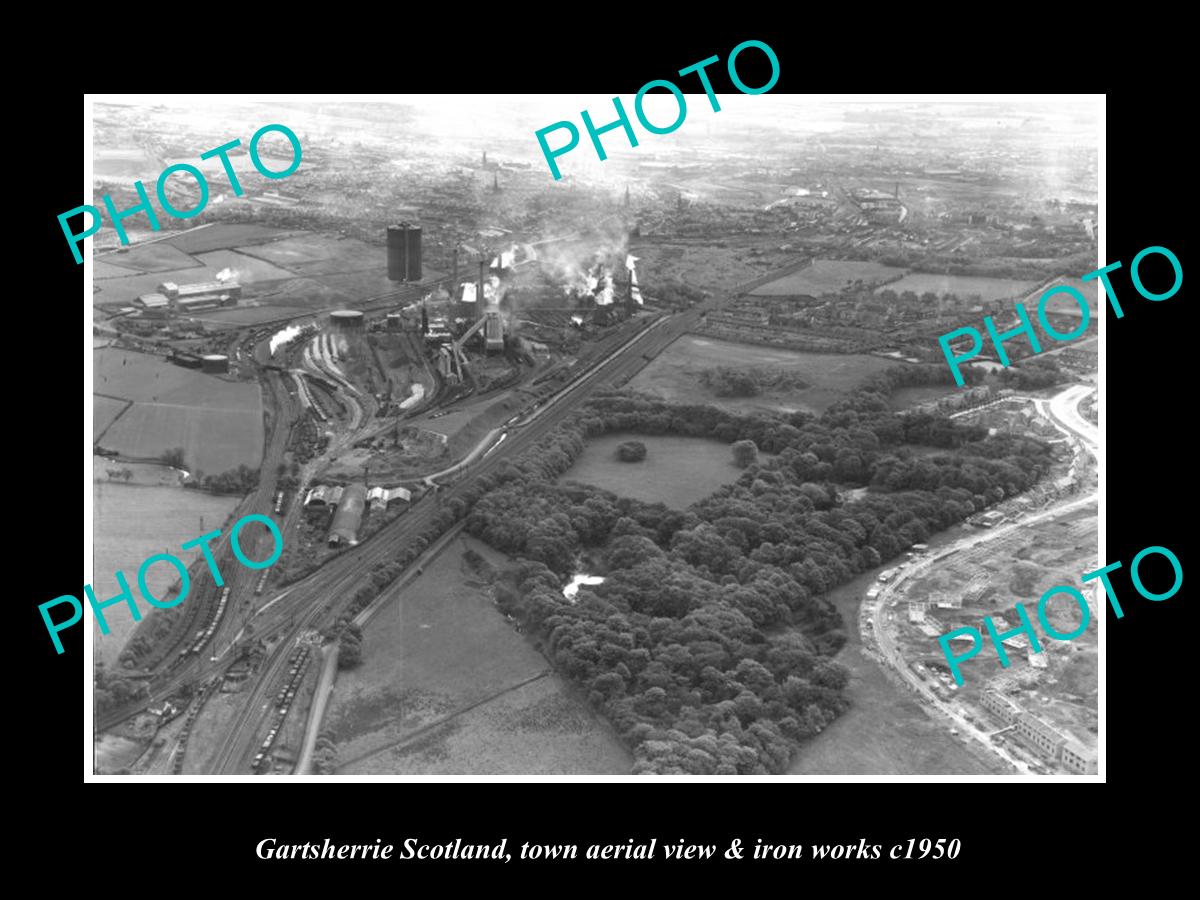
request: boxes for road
[865,382,1099,773]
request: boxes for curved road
[866,382,1099,774]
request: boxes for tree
[337,623,363,669]
[731,440,758,468]
[162,447,187,469]
[617,441,647,462]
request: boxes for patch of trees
[338,623,364,669]
[997,357,1064,390]
[617,441,647,462]
[463,385,1053,773]
[95,661,146,713]
[312,729,338,774]
[699,367,809,398]
[184,464,261,495]
[161,447,187,468]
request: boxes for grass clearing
[560,433,748,508]
[94,348,260,408]
[750,259,905,296]
[102,241,202,274]
[94,395,130,441]
[195,248,298,283]
[630,334,901,414]
[326,535,629,774]
[878,272,1041,302]
[165,223,289,254]
[102,403,263,472]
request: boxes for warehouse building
[328,484,368,546]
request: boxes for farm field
[92,482,241,667]
[94,395,129,441]
[94,348,263,472]
[102,241,202,273]
[750,259,905,296]
[102,403,263,473]
[878,272,1041,302]
[326,535,630,774]
[94,348,260,407]
[630,334,901,414]
[185,304,310,326]
[560,433,748,508]
[194,249,299,282]
[163,223,290,254]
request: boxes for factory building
[387,223,422,282]
[330,309,365,329]
[136,293,170,311]
[304,484,344,516]
[159,280,242,302]
[367,485,411,512]
[328,484,368,546]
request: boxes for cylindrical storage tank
[404,225,422,281]
[330,310,364,328]
[201,354,230,373]
[387,224,407,282]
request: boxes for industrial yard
[90,97,1099,778]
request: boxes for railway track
[100,300,709,766]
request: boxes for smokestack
[421,304,428,335]
[894,182,899,200]
[482,150,487,166]
[493,173,499,192]
[452,244,459,291]
[479,258,486,308]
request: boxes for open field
[94,395,129,441]
[326,535,630,774]
[195,249,299,282]
[184,304,310,326]
[95,348,263,471]
[95,259,144,279]
[94,348,260,408]
[247,233,348,264]
[878,272,1041,302]
[750,259,905,296]
[102,241,202,274]
[92,482,241,667]
[560,433,747,508]
[164,223,290,254]
[629,334,901,414]
[103,403,263,473]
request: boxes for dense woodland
[461,369,1054,774]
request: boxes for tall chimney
[452,244,459,292]
[479,258,486,308]
[482,150,487,167]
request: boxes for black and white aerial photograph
[87,94,1100,778]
